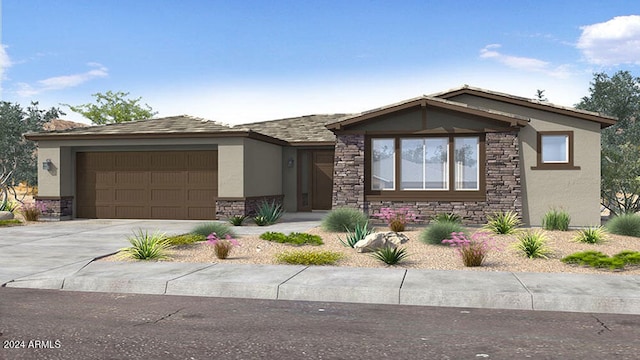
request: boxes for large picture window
[369,135,484,200]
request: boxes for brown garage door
[76,151,217,220]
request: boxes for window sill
[366,192,486,202]
[531,164,581,170]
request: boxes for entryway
[297,149,334,211]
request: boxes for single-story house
[25,85,616,226]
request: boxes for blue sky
[2,1,640,125]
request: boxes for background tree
[576,71,640,215]
[65,91,157,125]
[0,101,61,199]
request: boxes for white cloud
[16,62,108,97]
[577,15,640,66]
[479,44,571,79]
[0,45,12,93]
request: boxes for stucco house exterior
[25,86,616,226]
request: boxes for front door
[297,150,334,211]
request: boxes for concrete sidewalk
[2,215,640,315]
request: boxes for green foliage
[259,231,323,246]
[275,250,343,265]
[338,221,373,248]
[542,209,571,231]
[561,250,640,270]
[606,213,640,237]
[513,230,552,259]
[0,101,61,187]
[0,219,21,227]
[165,233,206,246]
[253,200,284,226]
[573,226,607,244]
[431,212,462,224]
[576,71,640,215]
[191,222,235,238]
[483,211,521,234]
[370,246,409,265]
[0,200,19,213]
[419,221,465,245]
[120,229,171,260]
[228,215,247,226]
[321,208,369,232]
[64,91,157,125]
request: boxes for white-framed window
[371,138,395,190]
[400,138,449,190]
[454,137,479,190]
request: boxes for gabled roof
[433,85,617,128]
[325,95,530,131]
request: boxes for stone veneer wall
[331,134,365,210]
[216,195,284,219]
[333,132,522,225]
[35,196,73,221]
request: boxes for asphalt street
[1,288,639,360]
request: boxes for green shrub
[573,226,607,244]
[483,211,521,234]
[228,215,247,226]
[321,208,369,232]
[432,212,462,224]
[259,231,323,246]
[371,246,409,265]
[275,250,343,265]
[561,250,640,270]
[120,229,171,260]
[419,221,466,245]
[606,213,640,237]
[191,222,235,238]
[165,233,206,246]
[0,199,19,213]
[338,221,373,248]
[253,200,284,226]
[513,230,552,259]
[0,219,21,227]
[542,209,571,231]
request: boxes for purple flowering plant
[206,232,240,259]
[373,207,419,232]
[442,231,499,267]
[21,202,47,221]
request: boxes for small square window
[532,131,580,170]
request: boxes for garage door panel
[76,150,217,220]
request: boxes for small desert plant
[442,232,497,267]
[165,233,206,246]
[513,230,552,259]
[561,250,640,270]
[483,211,521,234]
[542,209,571,231]
[0,219,21,227]
[432,212,462,224]
[371,246,409,265]
[573,226,607,244]
[191,222,235,238]
[275,250,343,265]
[606,213,640,237]
[338,221,373,248]
[259,231,323,246]
[419,221,466,245]
[228,215,247,226]
[206,232,240,259]
[120,229,171,260]
[372,207,418,232]
[0,199,19,213]
[20,202,47,221]
[253,200,284,226]
[321,208,368,232]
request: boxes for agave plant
[371,246,409,265]
[120,229,171,260]
[338,221,373,248]
[253,200,284,226]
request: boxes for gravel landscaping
[106,225,640,275]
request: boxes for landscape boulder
[354,231,409,253]
[0,211,15,220]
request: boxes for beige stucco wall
[450,94,602,226]
[281,147,298,211]
[242,138,283,197]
